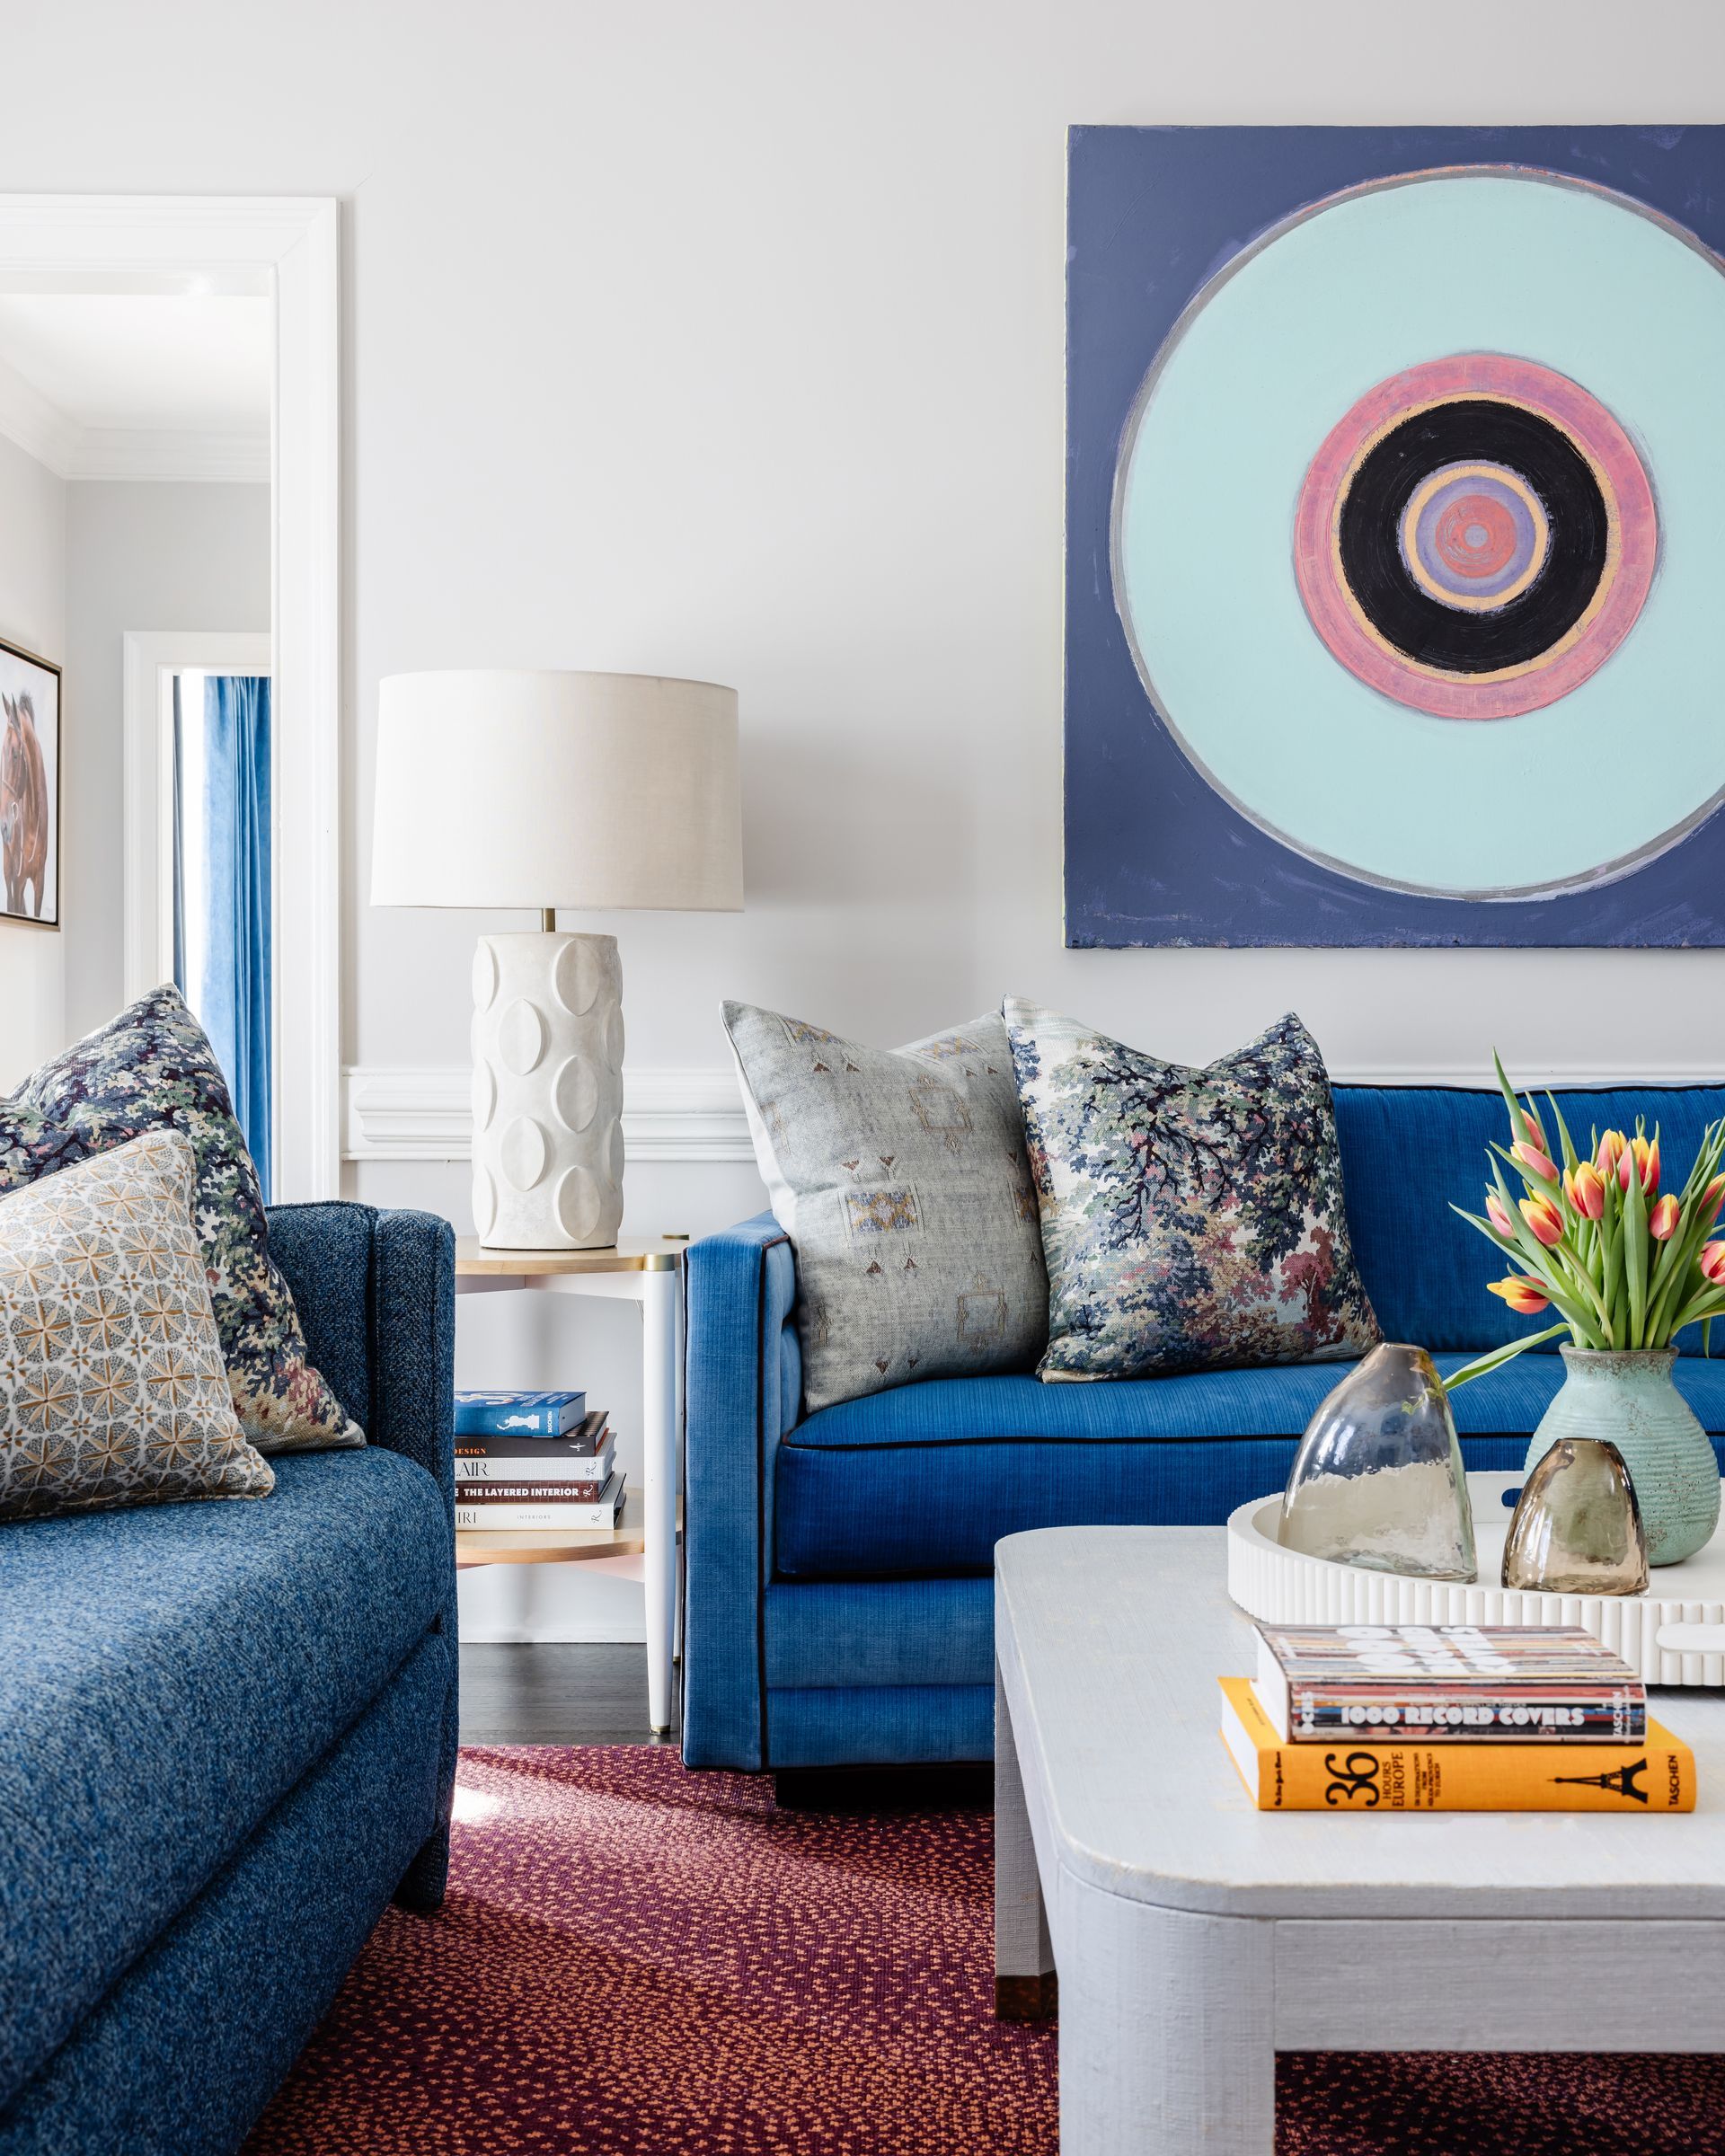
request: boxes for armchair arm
[682,1210,801,1769]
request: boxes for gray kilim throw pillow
[0,1129,274,1522]
[724,1003,1047,1413]
[1005,1000,1380,1382]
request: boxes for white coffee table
[995,1524,1725,2156]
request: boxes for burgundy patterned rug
[243,1746,1725,2156]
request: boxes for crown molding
[343,1065,755,1164]
[0,342,268,483]
[69,426,269,482]
[0,345,75,473]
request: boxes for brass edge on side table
[454,1493,683,1568]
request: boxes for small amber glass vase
[1502,1436,1649,1596]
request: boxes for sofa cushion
[0,1446,447,2113]
[774,1358,1725,1577]
[0,1133,274,1523]
[1334,1082,1725,1353]
[5,985,365,1454]
[725,1003,1046,1411]
[1007,1003,1379,1379]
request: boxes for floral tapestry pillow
[0,1131,275,1522]
[4,985,363,1453]
[1004,1002,1380,1381]
[0,1100,93,1189]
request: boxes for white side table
[453,1236,685,1735]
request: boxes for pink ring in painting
[1293,352,1658,720]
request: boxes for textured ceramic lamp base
[470,931,624,1250]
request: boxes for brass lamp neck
[540,906,556,933]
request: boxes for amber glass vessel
[1502,1436,1649,1596]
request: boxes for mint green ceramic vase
[1523,1348,1721,1566]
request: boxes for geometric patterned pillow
[724,1002,1047,1413]
[4,985,363,1453]
[1005,1002,1380,1381]
[0,1130,275,1522]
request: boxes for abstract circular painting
[1066,128,1725,945]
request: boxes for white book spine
[455,1445,615,1484]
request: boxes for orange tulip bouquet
[1446,1056,1725,1393]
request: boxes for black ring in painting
[1336,400,1609,674]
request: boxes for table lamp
[371,669,742,1250]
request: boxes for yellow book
[1219,1676,1695,1813]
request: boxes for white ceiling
[0,293,270,482]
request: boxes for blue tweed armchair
[0,1202,457,2156]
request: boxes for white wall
[4,2,1719,1156]
[0,430,65,1089]
[6,0,1724,1632]
[61,482,270,1039]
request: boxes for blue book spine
[454,1389,587,1436]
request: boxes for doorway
[0,194,338,1197]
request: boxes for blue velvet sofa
[683,1082,1725,1771]
[0,1202,457,2156]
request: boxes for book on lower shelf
[1219,1677,1695,1813]
[456,1438,615,1490]
[1254,1621,1647,1744]
[455,1476,611,1503]
[455,1471,627,1533]
[455,1388,587,1436]
[454,1411,610,1466]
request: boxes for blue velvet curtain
[192,676,273,1198]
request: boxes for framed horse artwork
[0,636,59,930]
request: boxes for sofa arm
[682,1210,801,1770]
[265,1199,457,1905]
[367,1209,458,1524]
[265,1201,456,1518]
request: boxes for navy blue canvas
[1066,124,1725,949]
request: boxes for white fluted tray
[1227,1471,1725,1687]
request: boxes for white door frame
[0,196,340,1199]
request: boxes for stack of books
[1220,1621,1695,1813]
[453,1389,626,1531]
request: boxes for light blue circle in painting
[1113,170,1725,897]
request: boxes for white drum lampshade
[371,670,742,1249]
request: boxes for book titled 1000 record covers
[1256,1623,1645,1744]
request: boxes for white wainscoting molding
[343,1066,755,1164]
[344,1057,1724,1166]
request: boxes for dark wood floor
[456,1643,992,1809]
[458,1642,677,1747]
